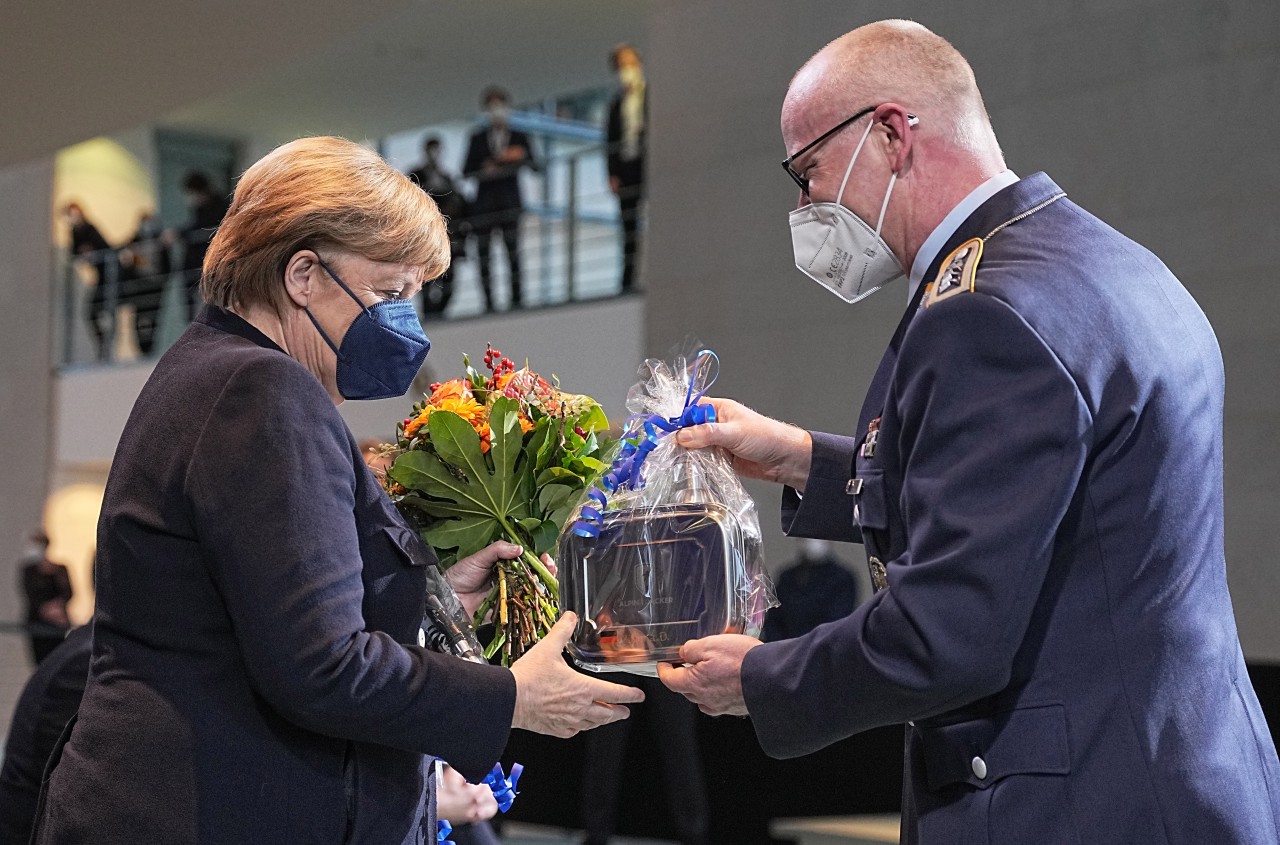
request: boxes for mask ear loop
[873,171,897,241]
[832,119,877,214]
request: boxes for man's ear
[282,250,321,309]
[874,103,916,174]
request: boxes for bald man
[659,20,1280,845]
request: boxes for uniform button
[418,628,427,648]
[971,756,987,780]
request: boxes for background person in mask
[33,136,644,845]
[606,43,647,294]
[659,20,1280,845]
[463,86,532,312]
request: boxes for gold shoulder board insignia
[921,237,983,308]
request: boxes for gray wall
[0,157,56,718]
[642,1,1280,658]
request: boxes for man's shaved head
[784,20,999,157]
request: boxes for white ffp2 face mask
[789,119,904,304]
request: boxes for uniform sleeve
[185,355,515,779]
[743,294,1091,758]
[779,431,863,543]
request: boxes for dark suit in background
[463,124,531,311]
[70,217,115,360]
[743,173,1280,843]
[0,625,91,845]
[178,193,228,323]
[34,306,516,844]
[607,89,646,293]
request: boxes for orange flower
[405,393,486,440]
[474,421,492,453]
[428,378,474,405]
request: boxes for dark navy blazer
[742,174,1280,844]
[36,307,516,844]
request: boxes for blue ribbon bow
[573,350,719,538]
[437,761,524,842]
[483,761,524,813]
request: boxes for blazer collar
[196,305,286,354]
[916,172,1065,286]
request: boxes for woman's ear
[282,250,320,309]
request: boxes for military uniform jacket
[741,174,1280,844]
[35,306,516,845]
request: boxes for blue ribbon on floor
[572,350,719,538]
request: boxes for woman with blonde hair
[34,137,642,845]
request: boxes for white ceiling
[2,0,647,167]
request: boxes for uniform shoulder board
[921,237,983,308]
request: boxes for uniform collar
[909,172,1065,296]
[908,169,1019,301]
[196,304,286,354]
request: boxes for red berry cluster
[483,344,516,375]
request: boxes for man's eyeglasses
[780,105,916,195]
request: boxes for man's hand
[675,397,813,490]
[657,634,763,717]
[447,542,556,618]
[509,613,646,738]
[435,764,499,825]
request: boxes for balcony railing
[54,142,639,369]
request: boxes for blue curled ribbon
[483,761,524,813]
[436,819,454,844]
[573,350,719,538]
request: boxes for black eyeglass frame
[780,105,916,194]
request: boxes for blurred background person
[171,170,229,323]
[64,202,116,361]
[17,529,72,665]
[408,136,469,318]
[606,44,647,294]
[761,538,861,642]
[117,211,171,357]
[464,86,531,312]
[0,624,92,845]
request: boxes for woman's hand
[447,542,557,618]
[509,613,646,738]
[434,764,499,825]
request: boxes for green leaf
[569,456,608,475]
[390,452,492,518]
[424,516,500,560]
[534,418,562,473]
[575,403,610,433]
[536,466,580,487]
[488,398,523,511]
[426,412,491,489]
[538,483,575,516]
[531,519,560,555]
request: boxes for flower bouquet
[387,345,612,665]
